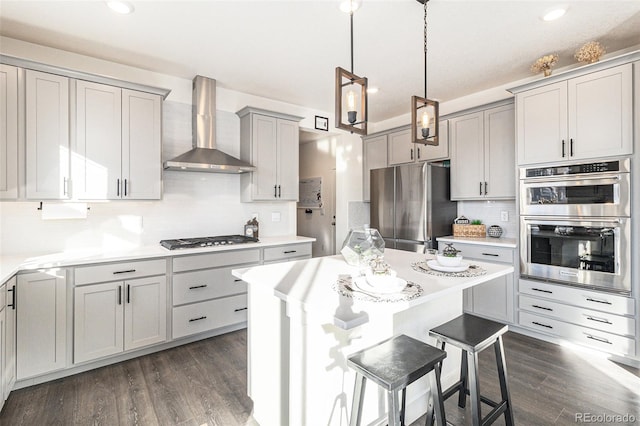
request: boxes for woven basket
[453,224,486,238]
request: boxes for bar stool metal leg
[467,351,482,426]
[458,350,469,409]
[388,389,401,426]
[494,336,515,426]
[350,373,367,426]
[429,367,446,426]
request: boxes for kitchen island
[232,248,514,426]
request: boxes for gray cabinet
[0,64,18,200]
[238,107,302,201]
[450,103,515,200]
[25,70,70,199]
[362,134,387,201]
[458,243,515,323]
[3,277,16,402]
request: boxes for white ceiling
[1,1,639,123]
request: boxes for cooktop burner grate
[160,234,259,250]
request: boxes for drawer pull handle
[188,284,208,290]
[531,304,553,311]
[481,253,499,257]
[586,316,612,325]
[532,321,553,329]
[283,250,297,254]
[234,307,248,312]
[585,334,612,345]
[189,316,207,322]
[586,297,612,305]
[531,287,552,294]
[234,279,243,282]
[113,269,136,275]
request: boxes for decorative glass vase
[340,227,385,266]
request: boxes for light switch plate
[500,211,509,222]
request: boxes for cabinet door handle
[481,252,499,257]
[561,139,565,157]
[188,284,208,290]
[484,181,488,195]
[479,182,483,195]
[585,297,612,305]
[585,334,611,345]
[63,177,68,196]
[126,284,131,303]
[531,287,553,294]
[410,149,414,160]
[189,316,207,322]
[532,321,553,329]
[234,307,248,312]
[531,304,553,311]
[278,185,281,198]
[417,147,421,159]
[8,285,16,310]
[274,185,277,198]
[117,285,122,305]
[586,315,612,325]
[113,269,136,275]
[570,138,574,157]
[284,250,297,254]
[124,179,128,197]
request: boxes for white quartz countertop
[437,235,517,248]
[233,248,514,330]
[0,236,315,285]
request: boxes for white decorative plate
[354,276,407,294]
[426,259,469,273]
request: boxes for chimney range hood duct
[163,76,256,173]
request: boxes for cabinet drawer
[172,294,248,339]
[519,295,635,337]
[519,279,634,316]
[173,249,260,273]
[519,311,635,356]
[75,259,166,285]
[454,244,513,264]
[263,243,312,262]
[173,267,248,306]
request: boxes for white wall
[0,37,335,255]
[335,132,363,251]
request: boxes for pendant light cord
[350,5,354,73]
[423,0,428,99]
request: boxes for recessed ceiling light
[106,1,134,15]
[542,7,567,21]
[367,87,379,94]
[340,0,362,14]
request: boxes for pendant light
[335,0,368,135]
[411,0,439,146]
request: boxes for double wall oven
[520,158,631,294]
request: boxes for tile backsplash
[456,200,518,239]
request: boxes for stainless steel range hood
[163,76,256,173]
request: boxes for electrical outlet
[271,211,281,222]
[500,211,509,222]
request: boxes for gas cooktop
[160,235,259,250]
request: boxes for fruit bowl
[436,254,463,267]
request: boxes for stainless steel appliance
[519,158,631,294]
[370,162,457,253]
[520,158,630,217]
[160,235,258,250]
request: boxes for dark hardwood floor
[1,330,638,425]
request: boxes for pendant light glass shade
[335,67,368,135]
[411,0,438,145]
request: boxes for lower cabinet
[2,277,16,402]
[457,242,515,323]
[16,269,68,380]
[74,275,167,364]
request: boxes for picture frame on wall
[314,116,329,131]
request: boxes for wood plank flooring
[1,330,638,425]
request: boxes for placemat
[411,260,487,278]
[332,274,423,302]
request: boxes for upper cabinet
[450,103,515,200]
[25,70,70,199]
[0,65,18,200]
[362,120,449,201]
[516,63,632,165]
[237,107,302,202]
[74,81,161,200]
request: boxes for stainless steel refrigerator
[370,162,457,253]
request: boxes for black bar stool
[429,314,515,426]
[347,334,447,426]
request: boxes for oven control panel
[525,160,620,178]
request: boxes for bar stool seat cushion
[347,335,446,391]
[429,313,508,352]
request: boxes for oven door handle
[521,174,623,186]
[522,217,623,225]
